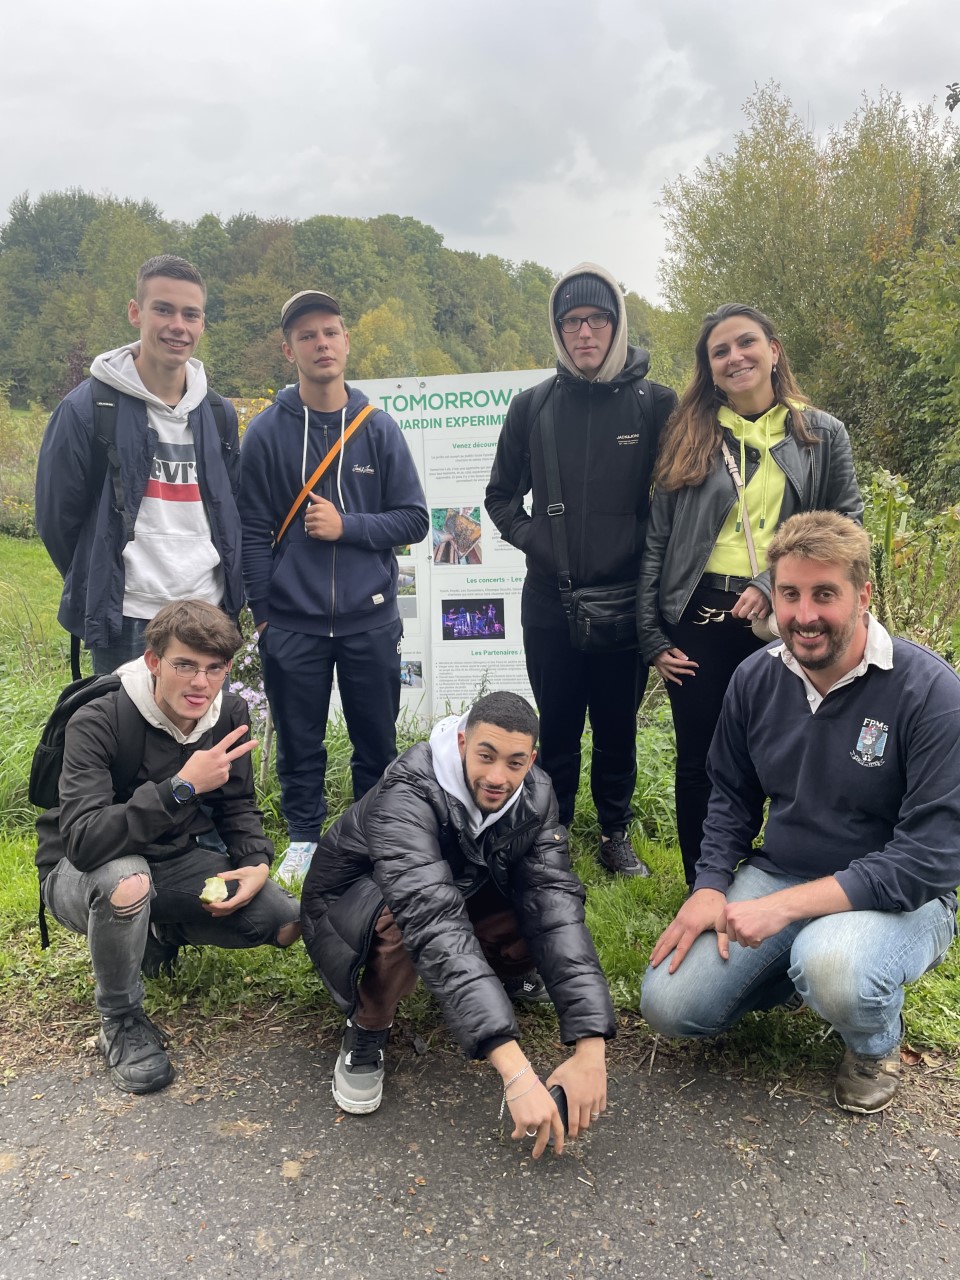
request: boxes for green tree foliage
[0,194,626,407]
[660,83,960,507]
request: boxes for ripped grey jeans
[42,850,300,1019]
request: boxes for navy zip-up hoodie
[238,385,428,637]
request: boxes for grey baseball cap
[280,289,342,329]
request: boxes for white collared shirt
[770,614,894,713]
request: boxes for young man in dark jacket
[36,600,300,1095]
[35,256,243,674]
[300,692,615,1157]
[485,263,677,877]
[239,290,429,885]
[642,514,960,1114]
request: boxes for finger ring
[591,1111,600,1119]
[749,611,757,618]
[524,1126,538,1137]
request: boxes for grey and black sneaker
[599,830,651,878]
[332,1019,390,1115]
[98,1010,175,1094]
[503,970,551,1005]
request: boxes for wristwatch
[170,774,196,805]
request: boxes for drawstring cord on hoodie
[732,407,774,533]
[301,404,349,514]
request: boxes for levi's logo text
[851,718,888,767]
[617,432,640,446]
[144,442,200,502]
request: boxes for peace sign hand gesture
[177,725,257,795]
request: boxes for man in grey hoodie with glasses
[486,263,677,877]
[36,255,243,677]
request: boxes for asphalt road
[2,1037,958,1280]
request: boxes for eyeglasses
[161,657,229,680]
[558,312,612,333]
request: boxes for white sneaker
[275,840,317,885]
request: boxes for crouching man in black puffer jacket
[300,691,615,1157]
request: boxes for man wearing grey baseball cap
[238,290,429,884]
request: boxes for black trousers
[524,622,648,831]
[664,586,767,885]
[260,618,402,842]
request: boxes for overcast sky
[3,0,957,302]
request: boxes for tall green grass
[0,534,957,1080]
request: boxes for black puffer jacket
[300,742,616,1059]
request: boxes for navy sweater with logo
[696,639,960,913]
[239,385,428,636]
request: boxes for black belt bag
[539,396,638,654]
[563,581,638,652]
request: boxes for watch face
[172,777,195,803]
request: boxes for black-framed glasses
[162,656,229,681]
[559,311,612,333]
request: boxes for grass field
[0,533,957,1094]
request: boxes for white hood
[429,713,525,837]
[90,343,209,415]
[548,261,629,384]
[118,656,223,746]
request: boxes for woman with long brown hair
[637,303,862,887]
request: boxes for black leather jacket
[637,409,863,664]
[300,742,615,1059]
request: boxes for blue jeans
[42,850,300,1019]
[641,864,957,1058]
[90,616,149,675]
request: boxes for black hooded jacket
[485,348,678,621]
[299,741,616,1059]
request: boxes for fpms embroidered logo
[850,718,888,767]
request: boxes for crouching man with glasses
[36,599,301,1095]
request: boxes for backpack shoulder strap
[90,376,137,543]
[110,687,147,802]
[205,390,229,448]
[502,377,557,526]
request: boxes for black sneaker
[502,971,551,1005]
[141,926,179,980]
[332,1020,390,1115]
[98,1010,175,1094]
[599,830,651,878]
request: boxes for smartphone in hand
[547,1084,568,1146]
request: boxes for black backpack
[69,381,231,680]
[32,675,146,949]
[29,675,145,811]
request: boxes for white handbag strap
[720,441,761,579]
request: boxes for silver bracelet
[499,1066,536,1120]
[502,1063,532,1091]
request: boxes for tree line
[0,194,655,408]
[1,84,958,509]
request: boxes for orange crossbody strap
[275,404,377,545]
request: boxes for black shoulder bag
[539,394,639,653]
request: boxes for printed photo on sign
[398,568,417,620]
[400,660,423,688]
[441,598,505,641]
[432,506,482,565]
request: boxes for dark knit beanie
[553,273,619,325]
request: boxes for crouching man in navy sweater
[641,512,960,1114]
